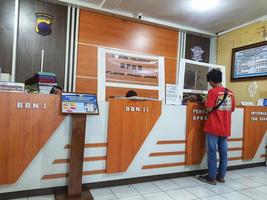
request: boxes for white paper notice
[165,84,181,105]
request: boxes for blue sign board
[231,41,267,80]
[61,93,99,114]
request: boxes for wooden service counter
[0,92,64,185]
[0,94,266,195]
[106,98,161,173]
[185,103,267,165]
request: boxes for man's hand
[206,107,213,113]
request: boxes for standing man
[199,69,235,185]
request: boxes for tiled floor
[11,166,267,200]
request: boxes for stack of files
[25,72,57,94]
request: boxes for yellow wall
[217,21,267,105]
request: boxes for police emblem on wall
[35,13,53,36]
[191,46,205,62]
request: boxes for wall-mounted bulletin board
[231,41,267,81]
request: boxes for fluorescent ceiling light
[191,0,219,11]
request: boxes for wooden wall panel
[243,106,267,160]
[185,102,207,165]
[165,58,177,84]
[0,0,15,74]
[77,44,97,77]
[77,9,179,95]
[79,11,178,58]
[106,87,158,99]
[0,93,64,184]
[106,99,161,173]
[16,0,67,87]
[76,77,97,94]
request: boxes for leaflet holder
[55,93,99,200]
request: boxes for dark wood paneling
[16,0,67,87]
[185,34,210,63]
[0,0,15,74]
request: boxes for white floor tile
[91,188,117,200]
[110,185,140,199]
[241,170,266,177]
[132,182,161,195]
[119,196,145,200]
[200,195,226,200]
[28,195,55,200]
[152,179,181,191]
[225,171,244,180]
[230,169,252,177]
[240,188,267,200]
[143,192,173,200]
[171,177,200,188]
[203,184,234,194]
[166,188,199,200]
[256,166,267,173]
[254,186,267,194]
[248,176,267,185]
[224,180,250,190]
[186,186,217,198]
[235,178,263,187]
[221,191,252,200]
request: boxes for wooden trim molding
[228,157,243,161]
[42,173,68,180]
[64,143,107,149]
[82,169,106,176]
[53,156,107,164]
[42,169,106,180]
[157,140,186,145]
[216,157,243,162]
[227,138,243,142]
[228,147,243,151]
[142,162,186,169]
[149,151,185,157]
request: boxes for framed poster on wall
[231,41,267,81]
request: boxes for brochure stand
[55,115,93,200]
[55,93,99,200]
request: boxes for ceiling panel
[60,0,267,33]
